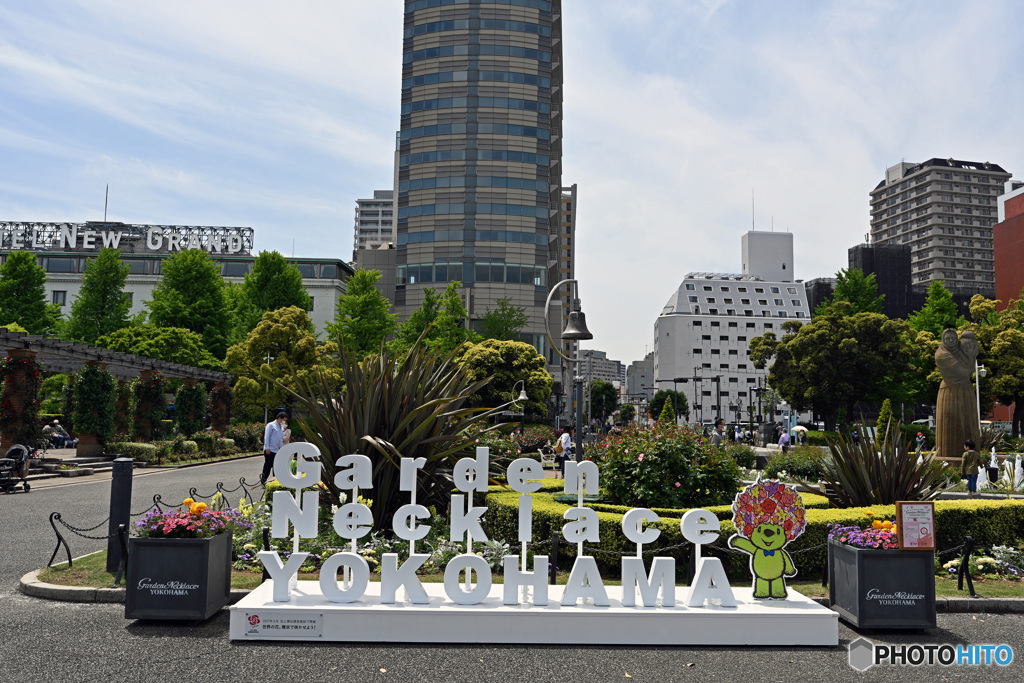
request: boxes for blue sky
[2,1,1023,364]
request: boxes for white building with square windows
[652,231,809,425]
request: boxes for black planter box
[125,532,232,621]
[828,539,936,629]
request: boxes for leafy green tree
[479,296,529,341]
[908,280,966,336]
[967,294,1024,436]
[175,383,207,436]
[459,338,552,418]
[815,268,884,316]
[619,403,636,423]
[750,303,911,431]
[62,248,132,345]
[0,322,27,333]
[96,325,224,370]
[393,281,480,354]
[241,251,312,314]
[589,379,619,420]
[72,364,116,444]
[650,389,689,421]
[225,306,342,420]
[0,251,60,334]
[326,269,397,357]
[227,251,313,344]
[146,249,232,358]
[658,398,676,424]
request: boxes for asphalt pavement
[2,456,1023,682]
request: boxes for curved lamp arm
[544,278,578,364]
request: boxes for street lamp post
[511,380,529,434]
[975,360,987,435]
[544,279,594,462]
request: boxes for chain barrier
[45,478,264,570]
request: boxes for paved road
[2,457,1022,682]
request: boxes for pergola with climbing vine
[0,330,233,454]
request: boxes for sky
[2,0,1024,365]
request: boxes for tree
[658,399,676,424]
[908,280,966,336]
[749,303,912,430]
[0,251,60,334]
[241,251,312,314]
[458,339,553,419]
[146,249,233,359]
[589,379,619,420]
[479,296,529,341]
[228,251,313,344]
[619,403,636,423]
[326,269,397,357]
[876,398,893,434]
[393,281,480,354]
[650,389,689,421]
[225,306,342,420]
[815,268,884,316]
[62,248,132,345]
[96,326,224,370]
[967,293,1024,436]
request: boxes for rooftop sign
[0,222,254,256]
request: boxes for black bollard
[106,458,134,573]
[549,530,559,586]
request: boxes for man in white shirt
[261,411,287,484]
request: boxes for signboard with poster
[896,501,936,550]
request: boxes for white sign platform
[229,581,839,646]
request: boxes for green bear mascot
[727,479,806,599]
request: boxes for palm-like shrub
[799,421,950,506]
[284,337,503,528]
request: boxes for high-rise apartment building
[394,0,564,363]
[869,158,1011,296]
[353,190,395,259]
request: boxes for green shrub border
[482,482,1024,579]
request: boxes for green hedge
[481,489,1024,580]
[107,441,160,463]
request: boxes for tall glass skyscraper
[395,0,563,362]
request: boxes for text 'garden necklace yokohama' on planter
[229,443,838,645]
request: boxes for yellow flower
[872,520,882,529]
[183,498,195,506]
[190,502,208,514]
[881,521,893,530]
[864,511,875,517]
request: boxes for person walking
[261,411,288,484]
[710,418,727,447]
[779,429,791,454]
[960,439,982,498]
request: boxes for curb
[22,570,1024,613]
[148,452,261,470]
[19,569,249,604]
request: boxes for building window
[711,321,720,327]
[321,264,338,279]
[685,283,695,290]
[692,320,702,327]
[702,335,712,341]
[693,348,702,355]
[764,323,774,329]
[791,300,801,306]
[125,292,133,306]
[787,287,797,294]
[52,291,67,306]
[295,263,317,278]
[719,335,729,342]
[774,299,783,305]
[46,258,76,273]
[706,297,716,303]
[728,322,738,328]
[688,296,698,302]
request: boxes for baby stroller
[0,444,32,493]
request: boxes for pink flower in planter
[638,454,644,462]
[675,481,681,487]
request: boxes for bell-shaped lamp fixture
[561,309,593,341]
[518,388,529,402]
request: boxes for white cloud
[2,0,1023,365]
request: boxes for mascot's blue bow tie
[763,550,776,557]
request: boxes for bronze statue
[934,329,980,461]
